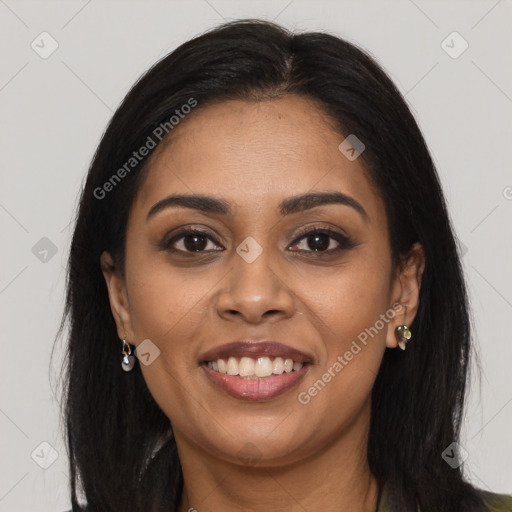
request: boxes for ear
[100,251,135,342]
[386,242,425,349]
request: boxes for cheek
[330,270,390,343]
[126,253,215,344]
[305,255,391,351]
[296,253,392,408]
[124,259,219,425]
[124,251,233,418]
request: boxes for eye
[288,227,356,255]
[162,228,223,254]
[160,225,357,256]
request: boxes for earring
[395,325,412,351]
[121,338,135,371]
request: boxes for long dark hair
[58,19,486,511]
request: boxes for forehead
[133,95,384,221]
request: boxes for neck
[175,403,380,512]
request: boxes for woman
[60,19,512,512]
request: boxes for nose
[216,246,296,324]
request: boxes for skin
[101,95,425,512]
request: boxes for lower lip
[201,365,309,401]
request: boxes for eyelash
[160,225,357,257]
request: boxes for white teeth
[217,359,227,374]
[255,357,273,377]
[207,356,306,378]
[272,357,284,375]
[239,357,255,377]
[226,356,239,376]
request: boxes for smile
[205,356,304,378]
[199,340,313,401]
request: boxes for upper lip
[199,340,313,364]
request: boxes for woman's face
[102,94,422,467]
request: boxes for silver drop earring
[121,339,135,372]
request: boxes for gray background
[0,0,511,510]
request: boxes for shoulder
[377,484,512,512]
[479,490,512,512]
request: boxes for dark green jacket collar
[377,483,512,511]
[376,482,392,511]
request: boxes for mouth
[199,341,312,401]
[205,355,306,377]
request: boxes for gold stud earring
[395,325,412,350]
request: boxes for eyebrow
[146,191,369,222]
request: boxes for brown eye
[288,228,356,255]
[162,229,223,254]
